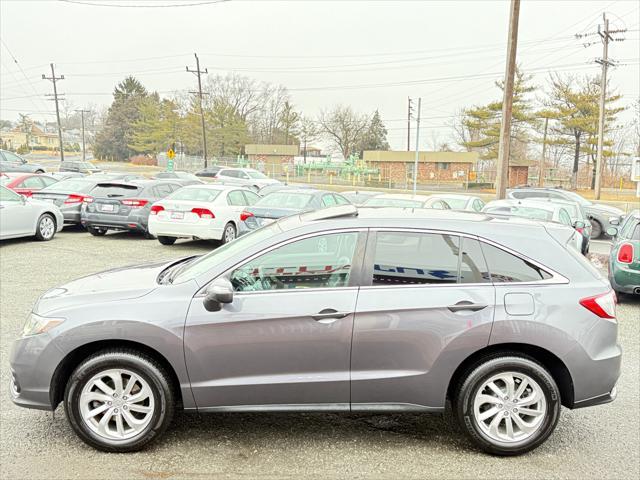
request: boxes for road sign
[167,148,175,160]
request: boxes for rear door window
[370,232,460,285]
[227,190,246,206]
[480,242,552,282]
[460,237,491,283]
[155,183,174,197]
[558,209,572,226]
[322,194,337,207]
[242,190,260,205]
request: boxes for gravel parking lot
[1,229,639,480]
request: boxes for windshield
[168,188,221,202]
[91,184,141,198]
[439,197,468,209]
[364,197,423,208]
[173,222,281,283]
[247,170,267,179]
[81,162,98,169]
[257,192,314,209]
[41,179,94,193]
[486,206,552,221]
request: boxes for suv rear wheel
[157,236,176,245]
[87,226,107,236]
[454,355,561,456]
[64,349,174,452]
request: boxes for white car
[148,184,260,245]
[0,185,63,241]
[425,194,485,212]
[214,167,281,190]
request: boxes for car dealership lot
[1,230,638,479]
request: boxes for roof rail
[300,204,358,221]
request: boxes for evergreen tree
[357,110,390,155]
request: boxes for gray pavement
[1,229,639,480]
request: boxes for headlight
[21,313,65,337]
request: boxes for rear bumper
[572,386,617,409]
[81,211,149,232]
[609,264,640,294]
[148,218,224,240]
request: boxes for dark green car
[607,209,640,296]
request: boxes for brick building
[363,150,479,185]
[245,144,299,171]
[508,158,534,188]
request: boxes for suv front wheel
[64,349,175,452]
[454,355,561,456]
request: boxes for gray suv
[9,206,620,455]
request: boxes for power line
[58,0,229,8]
[186,53,209,168]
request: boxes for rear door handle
[447,301,488,313]
[311,308,351,324]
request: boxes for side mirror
[609,217,620,226]
[573,220,586,229]
[606,226,618,237]
[203,278,234,312]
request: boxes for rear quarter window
[480,242,552,283]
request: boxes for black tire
[35,169,45,174]
[64,349,175,453]
[157,236,176,245]
[143,230,156,240]
[453,354,561,456]
[221,222,236,245]
[589,218,602,239]
[87,226,107,236]
[34,213,56,241]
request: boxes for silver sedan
[0,186,63,241]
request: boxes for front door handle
[311,308,351,324]
[447,301,488,313]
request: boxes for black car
[194,166,223,178]
[153,171,203,185]
[80,179,183,237]
[238,189,351,234]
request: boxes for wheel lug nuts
[513,408,518,413]
[123,405,128,410]
[513,399,518,403]
[122,396,127,400]
[113,393,118,398]
[114,408,118,413]
[503,396,509,401]
[504,411,509,416]
[107,401,112,405]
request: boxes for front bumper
[9,333,59,411]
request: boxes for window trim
[359,227,568,290]
[197,228,368,296]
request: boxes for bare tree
[319,105,370,159]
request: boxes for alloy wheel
[224,224,236,243]
[39,216,55,239]
[79,368,155,441]
[473,371,547,444]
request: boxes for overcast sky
[1,0,638,150]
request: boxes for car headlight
[21,313,65,337]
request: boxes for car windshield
[364,197,423,208]
[257,192,314,209]
[41,179,95,193]
[91,184,141,198]
[486,206,552,220]
[168,188,221,202]
[172,222,281,284]
[439,197,468,209]
[246,170,267,179]
[81,162,98,169]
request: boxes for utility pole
[538,116,549,187]
[407,97,413,151]
[495,0,521,199]
[412,97,421,195]
[186,53,209,168]
[42,63,65,163]
[74,109,90,162]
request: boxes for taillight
[617,243,634,264]
[579,291,616,320]
[22,191,33,197]
[240,211,254,222]
[65,194,91,204]
[150,205,165,215]
[122,199,149,208]
[575,227,584,234]
[191,208,214,219]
